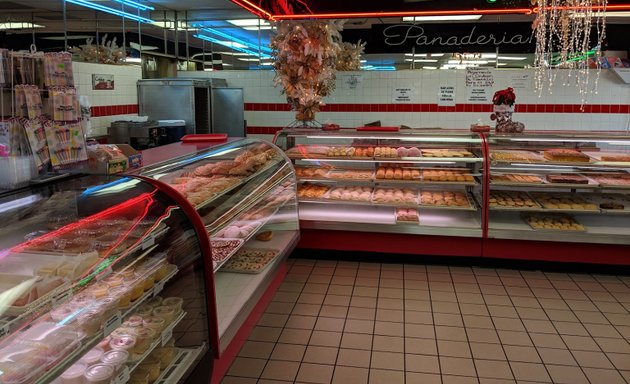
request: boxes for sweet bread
[544,149,590,162]
[255,231,273,241]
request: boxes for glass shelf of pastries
[274,129,484,237]
[136,138,299,354]
[487,133,630,244]
[0,175,213,384]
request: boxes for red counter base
[299,229,483,258]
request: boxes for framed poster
[92,74,114,90]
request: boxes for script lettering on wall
[382,25,534,48]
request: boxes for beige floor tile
[347,306,376,320]
[371,351,405,370]
[405,372,441,384]
[341,333,373,350]
[536,347,576,366]
[405,310,434,325]
[314,317,345,332]
[584,323,622,338]
[438,340,472,358]
[378,298,404,310]
[303,345,338,365]
[406,300,433,312]
[270,343,306,362]
[376,308,404,322]
[529,332,565,349]
[351,296,377,308]
[431,291,458,302]
[307,275,332,284]
[442,375,480,384]
[309,330,342,347]
[285,315,317,330]
[265,302,295,315]
[379,287,404,299]
[458,293,486,304]
[497,331,533,347]
[583,368,628,384]
[488,306,519,318]
[332,366,369,384]
[435,326,467,341]
[344,319,374,334]
[404,289,431,300]
[545,365,589,384]
[238,341,275,359]
[298,293,326,305]
[470,342,506,360]
[552,321,588,336]
[302,283,329,294]
[324,294,351,306]
[561,335,601,351]
[460,303,490,316]
[571,350,615,369]
[375,321,404,336]
[221,377,258,384]
[405,353,440,373]
[595,337,630,353]
[405,337,438,355]
[405,323,435,338]
[260,360,300,381]
[522,319,556,334]
[545,309,579,322]
[249,326,283,342]
[440,356,476,376]
[278,328,312,345]
[493,317,526,332]
[475,359,513,379]
[227,357,268,378]
[353,286,379,297]
[318,305,348,318]
[274,291,301,303]
[373,335,404,352]
[466,329,501,344]
[292,303,322,316]
[606,352,630,370]
[483,295,512,306]
[463,315,495,330]
[258,313,289,328]
[296,363,334,384]
[503,345,541,363]
[509,362,551,382]
[337,348,371,367]
[478,378,516,384]
[380,278,404,289]
[369,369,405,384]
[435,313,465,327]
[355,277,379,288]
[328,284,353,296]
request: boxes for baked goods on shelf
[423,169,474,183]
[543,149,590,163]
[327,186,373,202]
[374,147,398,158]
[600,202,625,210]
[600,154,630,162]
[490,150,543,163]
[376,166,420,180]
[395,147,422,158]
[326,146,356,157]
[420,191,471,208]
[210,239,243,264]
[328,169,374,180]
[396,208,419,222]
[523,214,586,231]
[255,231,274,241]
[214,221,262,239]
[220,248,279,273]
[170,176,242,206]
[286,145,329,157]
[353,147,375,157]
[546,174,590,184]
[588,173,630,186]
[491,173,544,184]
[584,194,627,210]
[372,188,418,205]
[295,167,328,179]
[422,149,474,158]
[530,192,598,211]
[297,183,330,199]
[489,191,540,209]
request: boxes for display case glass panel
[274,129,484,237]
[0,175,212,384]
[487,133,630,244]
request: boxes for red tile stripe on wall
[244,103,630,114]
[91,104,139,117]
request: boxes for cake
[544,149,590,162]
[546,174,589,184]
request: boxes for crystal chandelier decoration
[532,0,607,106]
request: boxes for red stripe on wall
[244,103,630,114]
[91,104,139,117]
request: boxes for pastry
[327,186,373,202]
[491,174,543,184]
[297,183,329,199]
[162,297,184,313]
[530,192,598,211]
[423,169,475,183]
[600,202,624,210]
[83,364,115,384]
[544,149,590,162]
[376,166,420,180]
[255,231,273,241]
[374,147,397,158]
[328,169,374,180]
[372,188,417,204]
[420,191,471,207]
[210,239,243,263]
[489,191,539,209]
[100,350,129,373]
[422,149,474,158]
[600,154,630,162]
[220,248,279,273]
[546,174,590,184]
[109,335,136,352]
[589,173,630,186]
[61,363,87,384]
[295,167,328,178]
[491,151,542,163]
[524,214,585,231]
[396,208,419,222]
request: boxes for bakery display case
[487,133,630,245]
[274,129,485,238]
[0,174,213,384]
[135,138,299,354]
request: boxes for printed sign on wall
[438,85,456,106]
[393,87,415,103]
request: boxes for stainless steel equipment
[137,78,244,136]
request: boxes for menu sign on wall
[393,87,415,103]
[438,86,456,106]
[466,68,494,103]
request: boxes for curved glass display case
[0,175,212,384]
[136,138,300,354]
[487,133,630,244]
[274,129,485,238]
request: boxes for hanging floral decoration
[336,40,366,71]
[70,34,125,64]
[532,0,607,106]
[271,20,344,122]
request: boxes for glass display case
[136,138,299,354]
[0,174,212,384]
[487,133,630,244]
[274,129,485,238]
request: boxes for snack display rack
[274,129,630,264]
[0,138,300,383]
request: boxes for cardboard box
[86,144,142,174]
[116,144,142,169]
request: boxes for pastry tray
[418,191,477,211]
[582,151,630,165]
[325,169,376,181]
[488,191,543,211]
[587,173,630,189]
[1,275,71,317]
[583,194,630,214]
[528,193,601,213]
[211,238,245,272]
[324,187,375,203]
[490,150,546,163]
[421,149,475,158]
[372,187,419,206]
[219,247,280,274]
[521,213,587,232]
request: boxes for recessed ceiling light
[403,15,482,22]
[0,22,44,30]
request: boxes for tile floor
[222,259,630,384]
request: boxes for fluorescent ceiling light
[151,21,194,30]
[125,57,141,63]
[65,0,154,23]
[404,59,439,63]
[217,41,247,49]
[423,66,438,70]
[243,26,272,30]
[359,59,367,63]
[0,22,44,30]
[227,19,271,27]
[238,58,263,62]
[481,53,497,58]
[215,51,254,56]
[198,26,272,54]
[497,56,527,61]
[194,34,271,58]
[448,60,489,65]
[403,15,482,22]
[112,0,154,11]
[204,68,214,71]
[404,53,445,57]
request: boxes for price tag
[0,323,9,338]
[142,234,155,250]
[113,366,130,384]
[153,279,165,297]
[161,326,173,346]
[103,312,122,336]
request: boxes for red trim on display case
[479,132,490,237]
[211,263,288,384]
[133,175,221,358]
[299,229,483,257]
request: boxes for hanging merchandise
[11,51,44,86]
[44,121,88,168]
[15,85,43,119]
[0,49,9,87]
[43,52,74,87]
[50,87,80,122]
[79,95,92,137]
[21,117,51,170]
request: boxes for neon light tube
[197,26,272,54]
[112,0,154,11]
[194,34,271,58]
[65,0,154,23]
